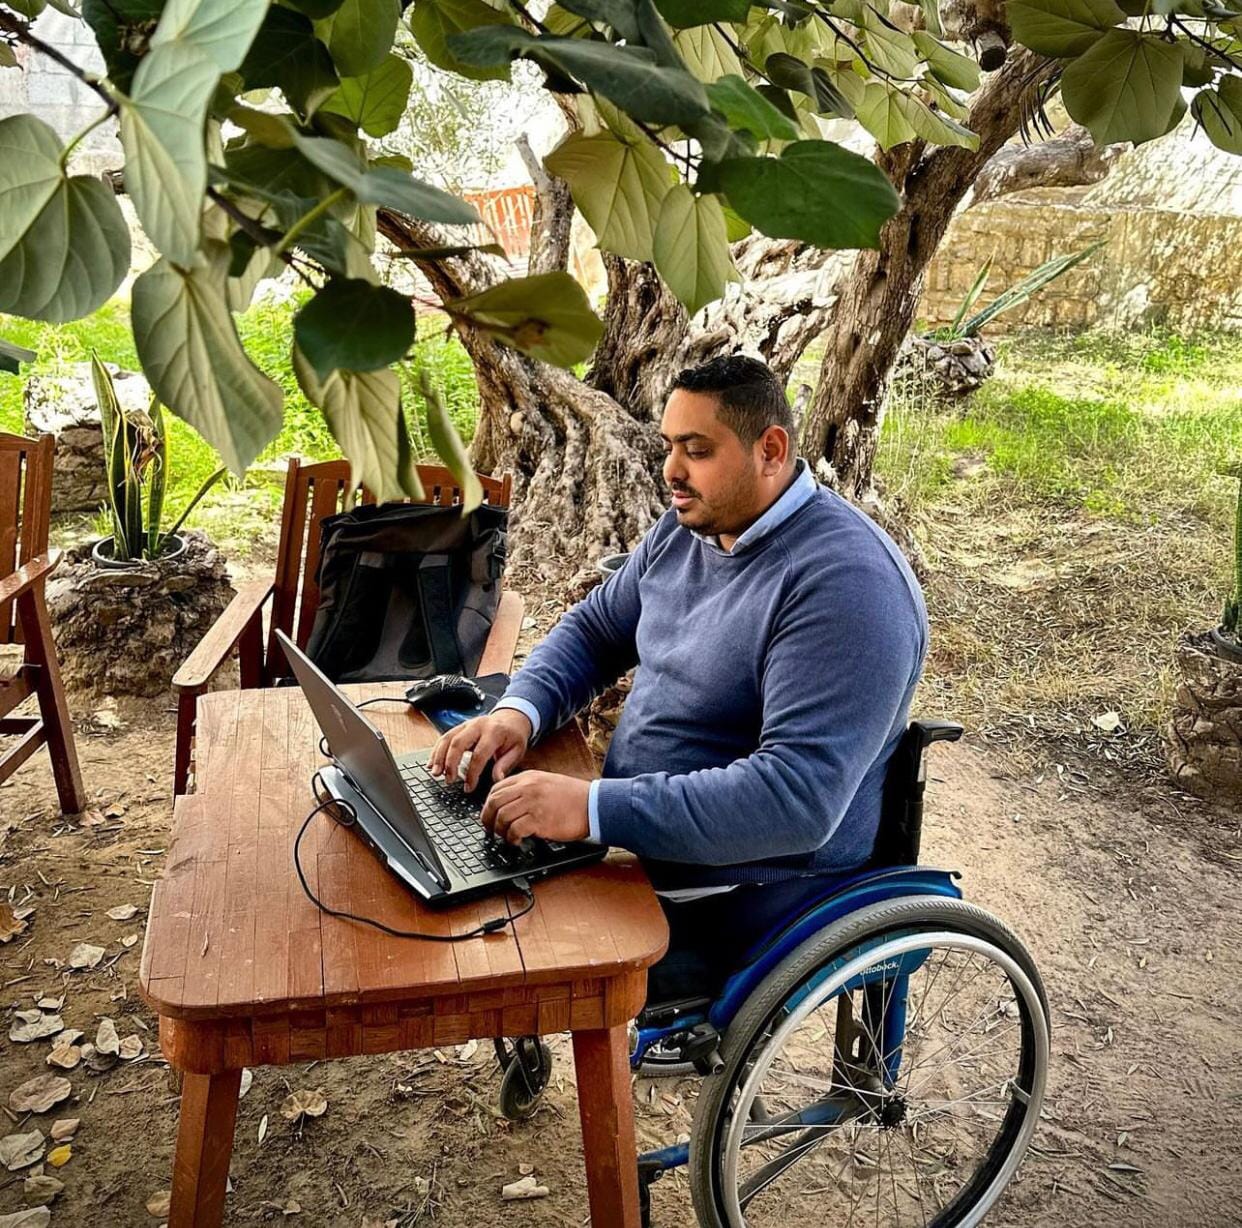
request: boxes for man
[430,354,928,1001]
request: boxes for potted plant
[1166,463,1242,802]
[42,358,238,698]
[897,243,1105,401]
[89,355,226,568]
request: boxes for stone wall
[921,200,1242,334]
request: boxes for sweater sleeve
[498,525,656,739]
[593,558,926,865]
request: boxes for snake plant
[90,354,227,562]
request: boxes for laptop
[275,629,606,905]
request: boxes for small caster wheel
[496,1037,552,1121]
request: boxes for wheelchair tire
[497,1040,552,1121]
[689,895,1049,1228]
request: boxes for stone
[45,530,235,698]
[23,363,153,514]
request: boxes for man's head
[661,355,796,544]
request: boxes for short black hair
[670,354,794,447]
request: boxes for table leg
[170,1068,243,1228]
[572,1024,641,1228]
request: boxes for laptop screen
[274,630,448,885]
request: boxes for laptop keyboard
[399,760,539,879]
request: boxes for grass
[875,327,1242,776]
[0,298,482,560]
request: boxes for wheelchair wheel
[689,896,1049,1228]
[496,1038,553,1121]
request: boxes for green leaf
[706,75,800,141]
[1192,77,1242,153]
[861,11,919,78]
[722,202,751,241]
[1179,41,1214,87]
[0,45,16,69]
[717,140,901,249]
[557,0,640,40]
[150,0,270,73]
[0,115,130,323]
[294,135,480,222]
[420,370,481,512]
[1005,0,1127,58]
[673,23,743,82]
[449,28,712,124]
[1061,28,1184,144]
[293,347,424,502]
[320,53,412,136]
[6,0,46,17]
[912,31,980,91]
[316,0,399,77]
[132,245,283,475]
[765,53,856,117]
[0,338,36,374]
[294,279,416,380]
[228,105,297,148]
[655,0,750,23]
[409,0,515,81]
[446,271,604,367]
[652,185,738,315]
[855,81,979,149]
[287,0,346,19]
[83,0,165,92]
[119,41,220,263]
[544,130,674,262]
[240,7,340,116]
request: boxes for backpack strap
[416,554,465,675]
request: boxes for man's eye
[687,451,708,460]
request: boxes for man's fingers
[491,799,531,841]
[492,741,524,781]
[505,814,540,843]
[441,725,478,782]
[463,728,503,791]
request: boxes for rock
[24,363,152,514]
[45,530,236,698]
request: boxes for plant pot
[598,552,631,578]
[91,533,187,569]
[1210,626,1242,665]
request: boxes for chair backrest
[265,458,513,679]
[0,432,54,646]
[871,719,965,867]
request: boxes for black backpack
[303,500,508,683]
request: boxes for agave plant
[1222,462,1242,643]
[90,355,226,563]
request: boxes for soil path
[0,716,1237,1227]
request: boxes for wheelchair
[493,720,1051,1227]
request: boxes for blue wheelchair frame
[630,864,963,1180]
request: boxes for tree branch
[963,125,1126,208]
[516,134,573,277]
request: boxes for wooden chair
[0,432,86,815]
[172,458,522,796]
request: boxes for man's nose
[663,451,684,486]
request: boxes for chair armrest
[0,551,60,606]
[173,579,274,691]
[477,589,525,676]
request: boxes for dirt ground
[0,697,1238,1228]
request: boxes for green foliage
[1,0,1238,504]
[91,355,227,561]
[1222,462,1242,637]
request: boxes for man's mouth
[671,490,697,507]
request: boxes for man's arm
[592,563,926,865]
[494,524,657,740]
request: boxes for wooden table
[139,684,668,1228]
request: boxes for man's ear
[758,425,791,474]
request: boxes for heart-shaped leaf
[1192,78,1242,155]
[1006,0,1126,57]
[655,0,749,23]
[316,0,399,77]
[240,7,340,116]
[294,279,416,379]
[652,184,738,315]
[706,74,799,141]
[320,53,412,136]
[408,0,516,81]
[717,141,901,250]
[912,31,980,92]
[132,245,283,475]
[119,41,220,263]
[150,0,270,72]
[9,1075,71,1115]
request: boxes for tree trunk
[800,50,1056,496]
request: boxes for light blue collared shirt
[494,460,817,843]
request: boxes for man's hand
[480,772,591,845]
[429,708,533,792]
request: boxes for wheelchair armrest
[908,719,964,750]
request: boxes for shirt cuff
[586,779,602,844]
[492,696,541,741]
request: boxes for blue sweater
[500,467,929,889]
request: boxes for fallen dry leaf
[1091,710,1124,734]
[257,1114,268,1145]
[238,1068,253,1099]
[45,1144,71,1169]
[0,1207,51,1228]
[52,1029,83,1047]
[9,1013,62,1044]
[67,943,105,970]
[80,1043,118,1075]
[501,1174,549,1201]
[281,1089,327,1122]
[0,904,28,944]
[106,905,140,922]
[95,1018,119,1056]
[120,934,139,949]
[455,1039,478,1062]
[0,1130,44,1171]
[78,810,108,828]
[22,1173,63,1205]
[9,1075,71,1115]
[45,1043,81,1071]
[103,803,126,818]
[146,1189,171,1218]
[118,1035,144,1061]
[49,1119,78,1143]
[35,996,63,1012]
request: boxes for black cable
[294,771,534,941]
